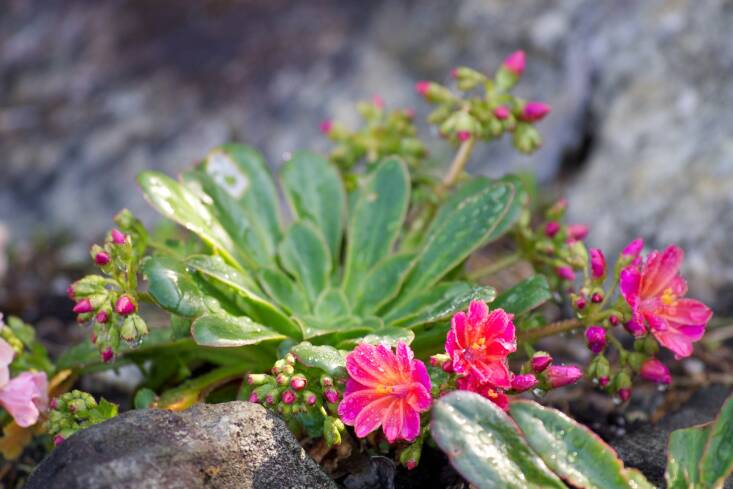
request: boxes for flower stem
[467,253,522,281]
[441,137,477,191]
[518,318,582,343]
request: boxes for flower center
[661,288,677,306]
[375,384,394,395]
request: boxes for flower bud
[275,373,290,386]
[545,365,583,388]
[640,358,671,384]
[511,374,538,393]
[591,292,603,304]
[531,352,552,373]
[53,435,65,446]
[622,238,644,259]
[94,251,111,266]
[110,229,127,245]
[456,130,472,142]
[590,248,606,279]
[303,391,318,406]
[248,392,259,403]
[399,438,423,470]
[430,353,450,367]
[575,296,586,310]
[598,376,610,387]
[566,224,589,242]
[281,390,296,405]
[324,389,339,404]
[544,221,560,237]
[503,50,525,76]
[585,326,607,354]
[247,373,272,386]
[609,314,619,326]
[73,299,93,314]
[101,347,114,363]
[556,266,576,282]
[520,102,551,122]
[115,295,136,316]
[323,416,344,448]
[624,319,646,337]
[121,315,148,342]
[290,375,307,391]
[50,398,58,410]
[547,198,568,220]
[96,310,108,324]
[320,375,333,388]
[66,284,76,300]
[493,106,511,120]
[319,119,333,135]
[415,81,454,103]
[619,388,632,402]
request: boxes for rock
[25,401,336,489]
[611,384,733,487]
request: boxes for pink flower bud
[609,315,619,326]
[544,221,560,237]
[96,310,108,323]
[290,376,307,391]
[406,460,418,471]
[73,299,93,314]
[372,94,384,109]
[101,347,114,363]
[566,224,589,242]
[403,108,416,119]
[585,326,607,354]
[556,266,576,281]
[640,358,671,385]
[546,365,583,388]
[622,238,644,258]
[520,102,550,122]
[50,398,58,410]
[115,295,136,316]
[53,435,65,446]
[450,67,459,79]
[598,376,610,387]
[441,360,454,373]
[493,106,511,120]
[305,392,317,406]
[319,119,333,135]
[90,333,97,344]
[265,393,276,405]
[575,296,586,310]
[281,390,296,405]
[415,81,430,96]
[531,353,552,373]
[456,130,472,142]
[503,50,525,76]
[591,293,603,304]
[590,248,606,279]
[248,392,259,403]
[66,284,76,300]
[511,374,538,393]
[94,251,111,265]
[618,388,632,402]
[624,319,646,337]
[111,229,127,245]
[324,389,339,404]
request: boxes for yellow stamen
[375,385,393,395]
[661,288,677,306]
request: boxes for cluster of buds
[321,95,427,177]
[68,222,148,362]
[47,390,118,446]
[245,353,347,447]
[515,198,589,290]
[418,50,550,152]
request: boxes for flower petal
[470,360,512,389]
[400,405,421,442]
[346,343,389,387]
[338,386,382,425]
[395,341,414,378]
[450,312,469,349]
[467,300,489,326]
[411,359,431,392]
[659,298,712,326]
[382,400,403,443]
[0,372,47,427]
[641,246,684,297]
[619,266,641,306]
[406,381,432,413]
[0,339,14,387]
[354,396,393,439]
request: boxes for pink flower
[545,365,583,388]
[640,358,671,384]
[511,374,538,393]
[456,375,509,410]
[520,102,550,122]
[0,339,48,427]
[338,342,431,443]
[590,248,606,279]
[445,301,516,389]
[503,50,525,76]
[619,245,712,358]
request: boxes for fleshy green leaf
[666,424,710,489]
[339,328,415,349]
[492,275,552,316]
[281,151,346,265]
[400,177,522,296]
[353,253,415,315]
[511,400,635,489]
[342,157,410,299]
[700,394,733,488]
[191,314,285,347]
[431,391,566,489]
[290,342,347,376]
[187,255,302,340]
[137,171,240,268]
[200,144,282,246]
[314,288,350,320]
[383,282,495,329]
[299,315,372,341]
[257,267,310,316]
[278,221,332,304]
[142,256,206,318]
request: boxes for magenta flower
[338,342,431,443]
[445,301,516,389]
[456,375,509,410]
[0,339,48,427]
[640,358,671,385]
[619,245,712,358]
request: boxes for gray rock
[26,401,336,489]
[611,384,733,487]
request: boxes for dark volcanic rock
[26,401,336,489]
[611,385,733,487]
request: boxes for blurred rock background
[2,0,733,319]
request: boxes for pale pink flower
[338,342,431,443]
[0,339,48,427]
[619,245,712,358]
[445,301,516,389]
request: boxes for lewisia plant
[1,50,721,487]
